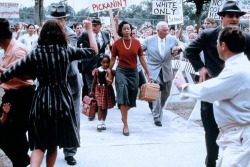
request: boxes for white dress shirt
[95,32,104,48]
[157,36,165,58]
[181,52,250,128]
[18,34,38,51]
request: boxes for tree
[185,0,211,27]
[34,0,44,26]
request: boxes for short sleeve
[111,41,118,58]
[138,42,143,57]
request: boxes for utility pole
[34,0,44,26]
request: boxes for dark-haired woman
[109,21,152,136]
[0,19,97,166]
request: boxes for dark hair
[27,24,35,29]
[75,22,83,27]
[170,26,175,31]
[219,26,245,53]
[118,21,132,37]
[0,18,12,40]
[99,54,110,63]
[38,19,68,46]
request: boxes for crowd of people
[0,0,249,167]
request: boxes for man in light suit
[142,21,181,126]
[185,1,250,166]
[46,4,98,165]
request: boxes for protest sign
[208,0,247,20]
[167,0,183,25]
[168,15,183,25]
[152,0,183,25]
[152,0,182,15]
[100,17,111,26]
[88,0,127,13]
[0,2,19,18]
[241,5,250,20]
[207,0,226,20]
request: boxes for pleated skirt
[115,66,138,108]
[29,83,80,151]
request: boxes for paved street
[43,100,206,167]
[1,100,207,167]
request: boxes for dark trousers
[138,70,146,88]
[0,86,35,167]
[201,101,219,167]
[138,70,152,110]
[80,57,98,98]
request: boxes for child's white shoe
[97,124,102,131]
[101,124,106,130]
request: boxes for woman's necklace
[122,38,132,50]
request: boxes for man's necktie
[161,39,165,58]
[95,34,100,51]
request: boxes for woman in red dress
[109,21,152,136]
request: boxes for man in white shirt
[175,26,250,167]
[18,24,38,51]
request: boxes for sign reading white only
[152,0,183,25]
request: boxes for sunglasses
[50,5,66,13]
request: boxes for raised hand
[83,20,92,31]
[2,103,11,115]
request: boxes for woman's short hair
[156,21,168,30]
[117,21,132,37]
[27,24,35,29]
[38,19,68,46]
[205,17,215,24]
[0,18,12,40]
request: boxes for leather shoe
[65,156,77,165]
[88,117,95,121]
[123,128,130,136]
[154,121,162,127]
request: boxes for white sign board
[88,0,128,13]
[208,0,226,20]
[168,15,183,25]
[241,5,250,20]
[208,0,246,20]
[152,0,182,15]
[0,2,19,18]
[100,17,111,26]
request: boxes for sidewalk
[42,100,206,167]
[0,99,206,167]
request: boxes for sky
[3,0,143,12]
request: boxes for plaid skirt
[95,85,116,110]
[115,66,138,108]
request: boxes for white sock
[102,120,105,125]
[98,120,102,125]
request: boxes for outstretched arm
[84,20,98,55]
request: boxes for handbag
[139,80,160,102]
[82,95,97,118]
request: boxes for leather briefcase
[82,96,97,118]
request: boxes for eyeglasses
[50,5,65,13]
